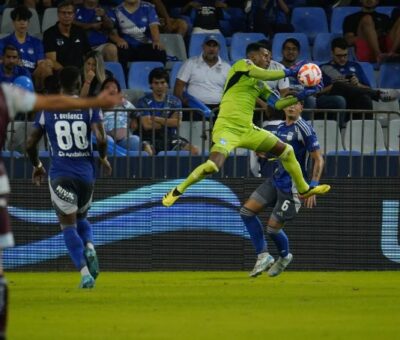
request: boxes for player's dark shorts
[0,160,14,249]
[249,178,301,223]
[49,177,94,216]
[146,135,191,153]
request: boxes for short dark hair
[11,5,32,21]
[3,45,18,55]
[57,0,75,11]
[246,42,267,55]
[282,38,300,51]
[59,66,81,94]
[331,37,348,51]
[100,77,121,93]
[148,67,169,84]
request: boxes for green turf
[7,272,400,340]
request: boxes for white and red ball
[297,63,322,87]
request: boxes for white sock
[80,266,90,277]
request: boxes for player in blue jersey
[26,66,112,289]
[240,98,324,278]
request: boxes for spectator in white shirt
[174,34,230,120]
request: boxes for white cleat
[268,253,293,277]
[249,252,275,278]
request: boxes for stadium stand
[379,63,400,89]
[41,7,58,33]
[230,32,267,62]
[358,61,377,88]
[388,119,400,151]
[271,33,310,61]
[375,6,396,16]
[1,7,41,34]
[188,33,229,61]
[330,6,360,34]
[310,120,347,155]
[312,33,341,63]
[105,62,127,89]
[290,7,329,43]
[160,33,187,62]
[127,61,164,92]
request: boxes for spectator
[251,0,294,39]
[100,78,144,152]
[0,45,31,83]
[80,50,113,97]
[0,5,53,91]
[182,0,227,34]
[149,0,189,36]
[74,0,118,62]
[318,38,399,125]
[174,35,230,119]
[280,38,316,112]
[343,0,400,62]
[43,0,92,71]
[137,67,199,155]
[109,0,167,73]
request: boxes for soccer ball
[297,63,322,87]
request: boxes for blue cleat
[79,274,95,289]
[84,248,99,280]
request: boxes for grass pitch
[8,272,400,340]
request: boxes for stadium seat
[271,33,310,62]
[222,7,246,33]
[290,7,329,43]
[157,150,191,156]
[376,6,395,16]
[312,33,341,63]
[179,121,211,154]
[330,7,360,34]
[160,33,187,62]
[105,62,127,89]
[388,119,400,151]
[127,61,164,92]
[188,33,229,61]
[343,120,387,154]
[122,88,145,106]
[169,61,183,90]
[310,120,346,155]
[379,63,400,88]
[230,33,267,62]
[1,7,40,34]
[41,7,58,32]
[358,61,377,88]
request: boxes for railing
[3,107,400,178]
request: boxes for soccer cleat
[299,184,331,199]
[79,274,95,289]
[84,248,99,280]
[379,89,400,102]
[162,187,182,207]
[268,253,293,277]
[249,252,275,278]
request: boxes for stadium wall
[5,178,400,271]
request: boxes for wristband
[310,180,319,187]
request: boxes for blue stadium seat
[312,33,341,63]
[230,33,267,62]
[157,150,191,156]
[379,63,400,88]
[272,33,310,62]
[222,7,246,33]
[169,61,183,90]
[104,62,127,89]
[290,7,329,43]
[357,62,377,88]
[188,33,229,61]
[127,61,164,92]
[330,7,360,34]
[376,6,395,16]
[1,150,22,158]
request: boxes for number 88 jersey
[34,108,102,183]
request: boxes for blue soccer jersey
[137,93,182,136]
[0,64,31,83]
[110,2,160,47]
[34,108,102,183]
[0,33,44,72]
[75,5,109,47]
[265,118,320,193]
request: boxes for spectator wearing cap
[174,34,230,120]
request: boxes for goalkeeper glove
[283,60,307,78]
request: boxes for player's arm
[26,127,46,186]
[91,121,112,176]
[33,90,123,111]
[304,149,324,209]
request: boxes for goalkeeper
[163,42,330,207]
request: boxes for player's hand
[97,90,123,108]
[304,195,316,208]
[99,157,112,176]
[32,165,46,186]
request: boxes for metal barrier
[3,107,400,178]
